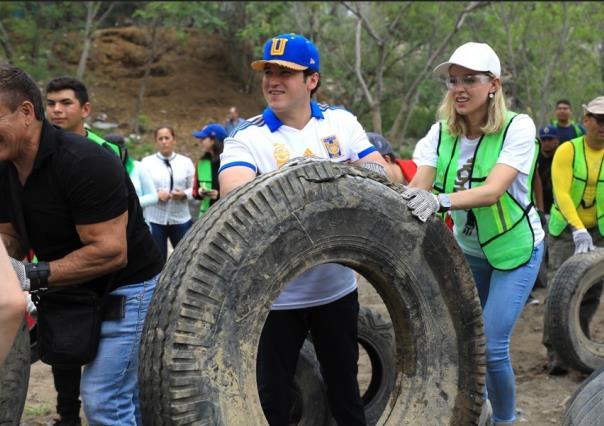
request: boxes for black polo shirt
[0,120,162,293]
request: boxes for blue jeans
[465,242,543,424]
[150,220,192,264]
[80,275,158,426]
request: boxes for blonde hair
[437,82,507,137]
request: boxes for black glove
[8,258,50,291]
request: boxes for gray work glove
[358,161,388,177]
[401,187,439,222]
[8,257,31,291]
[572,229,596,254]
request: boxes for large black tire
[289,341,330,425]
[298,306,395,426]
[561,367,604,425]
[139,158,485,425]
[0,318,31,425]
[545,250,604,373]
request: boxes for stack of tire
[291,307,395,426]
[138,158,487,425]
[545,250,604,425]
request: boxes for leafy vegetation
[1,1,603,155]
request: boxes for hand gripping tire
[0,318,31,425]
[545,250,604,373]
[561,367,604,425]
[139,158,486,425]
[296,306,396,425]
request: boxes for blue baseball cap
[251,33,320,72]
[192,123,227,142]
[539,124,559,139]
[366,132,394,157]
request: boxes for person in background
[551,99,586,144]
[105,133,158,227]
[534,125,560,217]
[406,42,543,425]
[0,240,26,366]
[224,106,246,135]
[141,126,195,264]
[192,123,227,218]
[366,132,416,184]
[543,95,604,376]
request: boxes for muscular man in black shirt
[0,64,162,425]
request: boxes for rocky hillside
[53,27,265,159]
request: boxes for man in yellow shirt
[544,95,604,375]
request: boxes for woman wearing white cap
[402,42,544,425]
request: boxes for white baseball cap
[582,96,604,115]
[433,42,501,77]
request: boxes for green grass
[23,402,52,418]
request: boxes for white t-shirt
[413,114,544,258]
[220,101,377,310]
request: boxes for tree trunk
[76,3,95,80]
[131,18,160,135]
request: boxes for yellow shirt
[552,140,604,230]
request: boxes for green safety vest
[86,130,134,175]
[434,111,539,270]
[548,136,604,236]
[552,120,583,139]
[196,158,213,218]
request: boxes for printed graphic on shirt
[455,156,474,192]
[303,148,314,156]
[321,135,341,158]
[274,142,291,168]
[455,156,477,236]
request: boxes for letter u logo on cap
[270,38,288,56]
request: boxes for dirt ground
[20,284,592,425]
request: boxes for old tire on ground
[289,341,330,425]
[545,250,604,373]
[0,318,31,425]
[561,367,604,425]
[139,158,485,425]
[299,306,395,425]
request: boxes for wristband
[25,261,51,291]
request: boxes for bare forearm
[49,243,127,287]
[448,186,503,210]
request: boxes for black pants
[51,365,81,421]
[256,290,366,426]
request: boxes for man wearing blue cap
[534,124,560,216]
[192,123,227,218]
[219,33,390,425]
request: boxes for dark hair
[303,69,321,97]
[556,99,571,108]
[45,76,90,106]
[154,125,175,139]
[0,63,44,120]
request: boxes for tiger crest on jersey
[321,135,341,158]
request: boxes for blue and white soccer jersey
[219,101,376,310]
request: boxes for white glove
[572,229,596,254]
[26,294,38,320]
[401,187,440,222]
[8,257,31,291]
